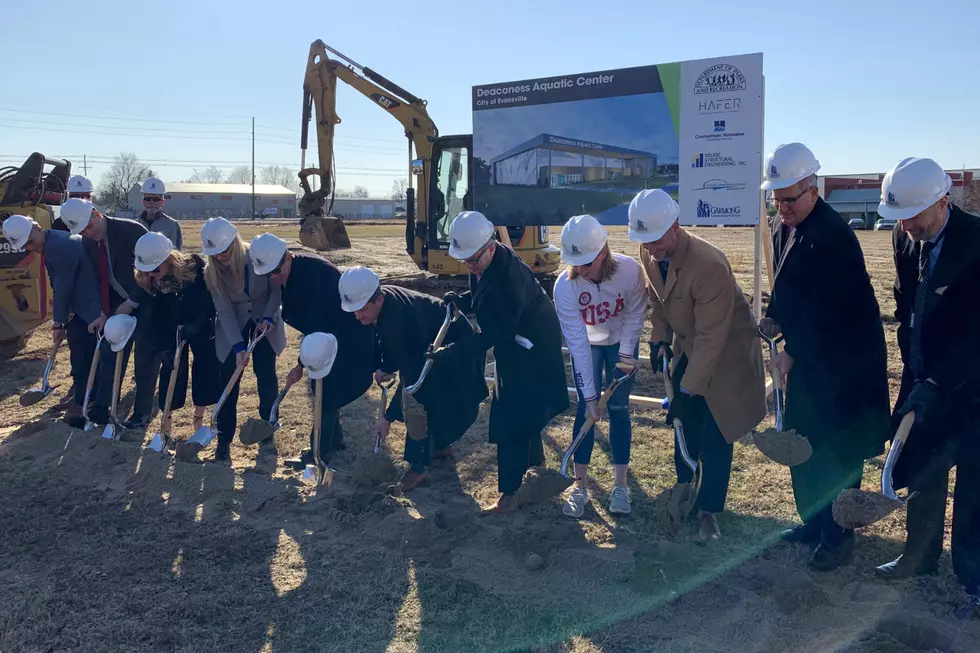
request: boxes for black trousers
[496,430,545,495]
[215,325,279,450]
[93,306,159,421]
[157,333,221,412]
[902,438,980,594]
[65,315,96,407]
[675,399,733,514]
[790,441,863,545]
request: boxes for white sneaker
[609,485,632,515]
[563,486,589,518]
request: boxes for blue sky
[473,93,678,164]
[3,0,978,197]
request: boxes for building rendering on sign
[489,133,659,189]
[126,183,296,219]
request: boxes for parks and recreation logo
[694,119,746,142]
[694,64,747,95]
[690,152,745,168]
[692,178,747,193]
[697,199,742,219]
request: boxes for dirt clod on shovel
[654,483,697,535]
[353,454,399,489]
[752,428,812,467]
[516,468,573,505]
[832,488,904,530]
[239,418,275,446]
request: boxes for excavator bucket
[299,216,351,251]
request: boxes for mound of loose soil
[352,453,399,488]
[832,488,904,529]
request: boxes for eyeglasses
[463,245,488,265]
[142,196,163,203]
[769,187,813,208]
[271,254,287,275]
[69,193,92,200]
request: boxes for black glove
[452,290,473,314]
[666,389,698,427]
[650,341,673,376]
[897,379,945,427]
[443,291,458,306]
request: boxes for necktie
[96,240,111,316]
[658,260,669,283]
[910,240,937,379]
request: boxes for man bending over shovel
[338,265,488,491]
[870,157,980,612]
[760,143,890,571]
[248,234,375,472]
[629,189,767,542]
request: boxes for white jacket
[554,252,647,401]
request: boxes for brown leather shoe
[697,511,722,543]
[63,403,83,423]
[400,470,427,492]
[53,385,77,410]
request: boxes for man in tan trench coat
[628,189,767,541]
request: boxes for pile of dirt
[653,482,697,536]
[352,453,399,489]
[832,488,904,529]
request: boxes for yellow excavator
[297,40,561,277]
[0,153,62,354]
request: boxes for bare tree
[227,165,252,184]
[390,178,408,201]
[260,165,299,193]
[96,153,156,211]
[189,166,225,184]
[352,185,369,198]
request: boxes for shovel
[405,302,454,396]
[20,338,62,406]
[753,330,813,466]
[80,329,104,432]
[559,367,632,479]
[832,411,917,529]
[303,376,334,487]
[100,347,126,440]
[147,329,186,454]
[239,376,296,446]
[656,355,703,531]
[178,329,268,461]
[373,376,398,453]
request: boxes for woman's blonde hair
[203,234,248,298]
[135,249,199,291]
[567,242,618,282]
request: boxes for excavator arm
[298,40,438,252]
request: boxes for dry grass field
[0,221,974,653]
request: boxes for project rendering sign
[472,53,763,227]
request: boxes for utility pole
[251,117,256,219]
[81,154,89,176]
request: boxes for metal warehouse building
[489,133,658,188]
[126,183,296,220]
[329,197,409,219]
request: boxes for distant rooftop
[132,183,296,195]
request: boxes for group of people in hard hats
[4,142,979,607]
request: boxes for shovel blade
[101,424,116,440]
[832,488,905,529]
[239,418,275,446]
[188,426,215,447]
[752,428,813,466]
[19,390,47,407]
[147,433,166,453]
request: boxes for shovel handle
[157,340,187,438]
[81,333,103,419]
[311,377,325,484]
[108,349,124,428]
[406,303,454,396]
[660,357,697,474]
[559,374,627,478]
[267,377,295,426]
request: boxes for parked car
[847,218,867,230]
[874,218,898,231]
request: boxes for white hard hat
[200,217,238,256]
[249,233,287,275]
[60,197,95,235]
[142,177,166,195]
[104,314,137,352]
[760,143,821,191]
[300,332,338,380]
[560,214,608,266]
[134,232,174,272]
[338,266,381,312]
[877,157,953,221]
[67,175,93,194]
[448,211,495,260]
[627,189,680,243]
[2,214,39,251]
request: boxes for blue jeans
[571,343,637,466]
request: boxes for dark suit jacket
[892,204,980,485]
[375,285,487,446]
[280,253,375,411]
[446,244,569,443]
[82,215,149,312]
[766,197,891,461]
[43,229,101,325]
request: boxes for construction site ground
[2,222,976,653]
